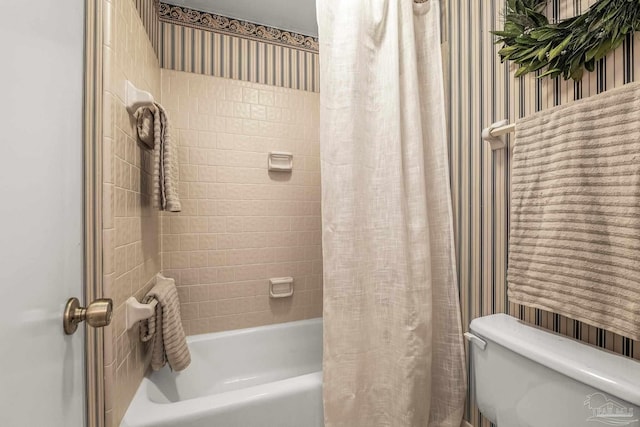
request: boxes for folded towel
[507,82,640,341]
[136,103,181,212]
[140,274,191,371]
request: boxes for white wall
[0,2,85,426]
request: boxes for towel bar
[125,81,155,114]
[482,120,515,151]
[125,296,157,330]
[488,122,515,138]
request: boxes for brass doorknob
[63,297,113,335]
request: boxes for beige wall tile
[102,0,160,425]
[160,70,322,335]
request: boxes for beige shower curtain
[317,0,466,425]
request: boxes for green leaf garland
[493,0,640,80]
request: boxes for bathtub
[121,318,323,427]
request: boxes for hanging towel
[136,103,181,212]
[508,82,640,341]
[134,107,155,149]
[140,274,191,371]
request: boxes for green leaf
[548,34,572,61]
[585,43,601,61]
[492,30,521,38]
[531,28,560,42]
[585,59,596,72]
[537,42,552,61]
[515,65,530,77]
[527,59,549,73]
[498,45,520,58]
[538,68,562,78]
[594,39,613,61]
[505,21,524,34]
[570,66,585,81]
[611,36,625,51]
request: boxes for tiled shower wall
[448,1,640,425]
[160,69,323,335]
[102,0,161,425]
[105,0,321,424]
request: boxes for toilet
[466,314,640,427]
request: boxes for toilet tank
[467,314,640,427]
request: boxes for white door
[0,1,86,426]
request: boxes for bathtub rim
[185,316,322,345]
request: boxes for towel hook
[125,296,157,330]
[125,81,155,114]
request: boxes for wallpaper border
[159,2,319,53]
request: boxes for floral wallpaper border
[159,3,319,53]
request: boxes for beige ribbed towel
[136,103,181,212]
[508,82,640,341]
[140,274,191,371]
[134,107,155,149]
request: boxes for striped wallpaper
[158,4,320,92]
[133,0,160,55]
[447,1,640,426]
[158,21,319,92]
[132,1,319,92]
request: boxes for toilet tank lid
[470,314,640,407]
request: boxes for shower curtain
[317,0,466,426]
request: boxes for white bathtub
[121,318,323,427]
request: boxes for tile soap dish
[268,152,293,172]
[269,277,294,298]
